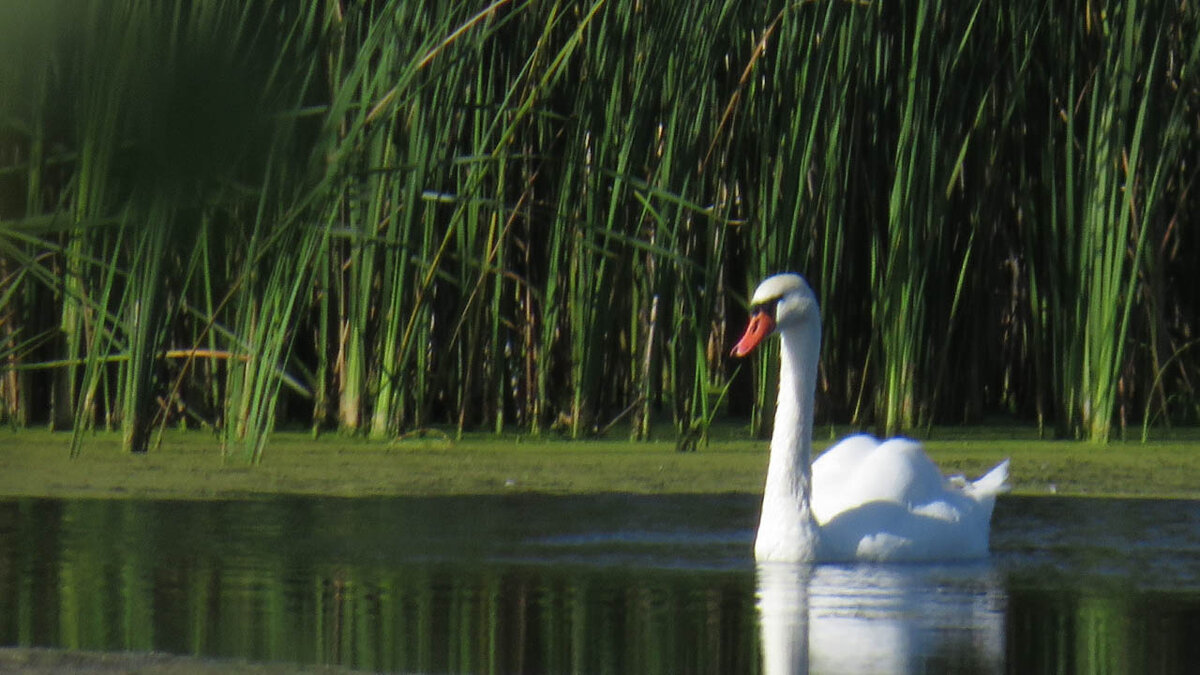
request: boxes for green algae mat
[1,428,1198,500]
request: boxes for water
[1,494,1198,673]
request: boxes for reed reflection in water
[1,495,1199,673]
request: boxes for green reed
[0,0,1197,456]
[1019,0,1199,440]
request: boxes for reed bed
[0,0,1197,459]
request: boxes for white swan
[732,273,1009,562]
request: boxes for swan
[732,273,1009,562]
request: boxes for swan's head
[730,273,818,357]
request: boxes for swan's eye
[750,300,778,322]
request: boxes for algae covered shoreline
[1,428,1198,500]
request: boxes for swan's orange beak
[731,310,775,357]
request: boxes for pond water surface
[1,494,1198,673]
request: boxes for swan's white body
[733,273,1009,563]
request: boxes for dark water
[1,494,1198,674]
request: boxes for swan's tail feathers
[969,459,1010,498]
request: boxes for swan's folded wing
[812,436,952,524]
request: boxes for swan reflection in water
[756,561,1005,674]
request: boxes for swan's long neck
[755,317,822,561]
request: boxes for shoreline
[2,429,1198,500]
